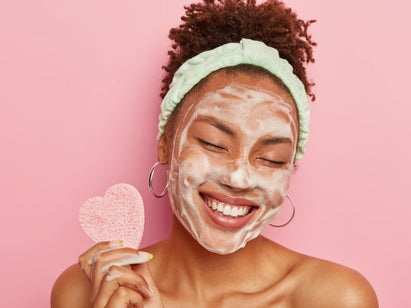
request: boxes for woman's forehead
[195,82,294,115]
[192,89,296,140]
[177,71,298,130]
[183,70,295,109]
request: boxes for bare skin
[51,71,378,307]
[51,224,378,307]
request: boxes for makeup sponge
[79,183,144,248]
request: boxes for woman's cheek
[175,148,218,188]
[263,169,292,207]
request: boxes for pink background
[1,0,410,306]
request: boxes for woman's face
[159,70,299,254]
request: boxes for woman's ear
[157,135,169,164]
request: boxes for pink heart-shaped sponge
[79,183,144,248]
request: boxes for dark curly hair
[161,0,316,101]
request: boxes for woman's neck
[150,216,284,299]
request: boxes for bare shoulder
[50,263,91,308]
[292,257,379,308]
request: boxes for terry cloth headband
[157,38,310,160]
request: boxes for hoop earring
[269,195,295,228]
[148,162,168,198]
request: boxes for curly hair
[161,0,316,101]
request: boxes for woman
[51,0,378,307]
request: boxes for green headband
[158,38,310,160]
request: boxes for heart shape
[79,183,144,248]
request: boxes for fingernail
[101,251,153,272]
[147,281,155,297]
[137,251,153,262]
[109,240,124,248]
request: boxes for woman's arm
[295,259,379,308]
[51,264,92,308]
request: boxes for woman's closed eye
[197,138,227,151]
[258,157,286,166]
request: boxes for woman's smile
[200,192,258,228]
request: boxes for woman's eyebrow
[261,137,292,145]
[196,116,235,136]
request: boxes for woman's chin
[198,238,244,255]
[193,228,257,255]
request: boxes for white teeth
[217,203,224,212]
[238,207,245,216]
[232,207,238,217]
[205,198,251,218]
[212,201,217,210]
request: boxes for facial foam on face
[168,82,297,254]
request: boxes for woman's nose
[219,161,255,191]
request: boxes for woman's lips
[200,193,258,229]
[204,197,252,217]
[202,191,258,207]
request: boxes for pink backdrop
[1,0,410,306]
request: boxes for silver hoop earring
[148,162,168,198]
[270,195,295,228]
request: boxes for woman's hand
[78,241,163,307]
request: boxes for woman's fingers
[78,242,162,307]
[102,263,164,308]
[90,248,153,302]
[93,265,154,308]
[104,286,144,308]
[131,262,164,308]
[94,250,153,276]
[132,261,158,297]
[78,240,124,281]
